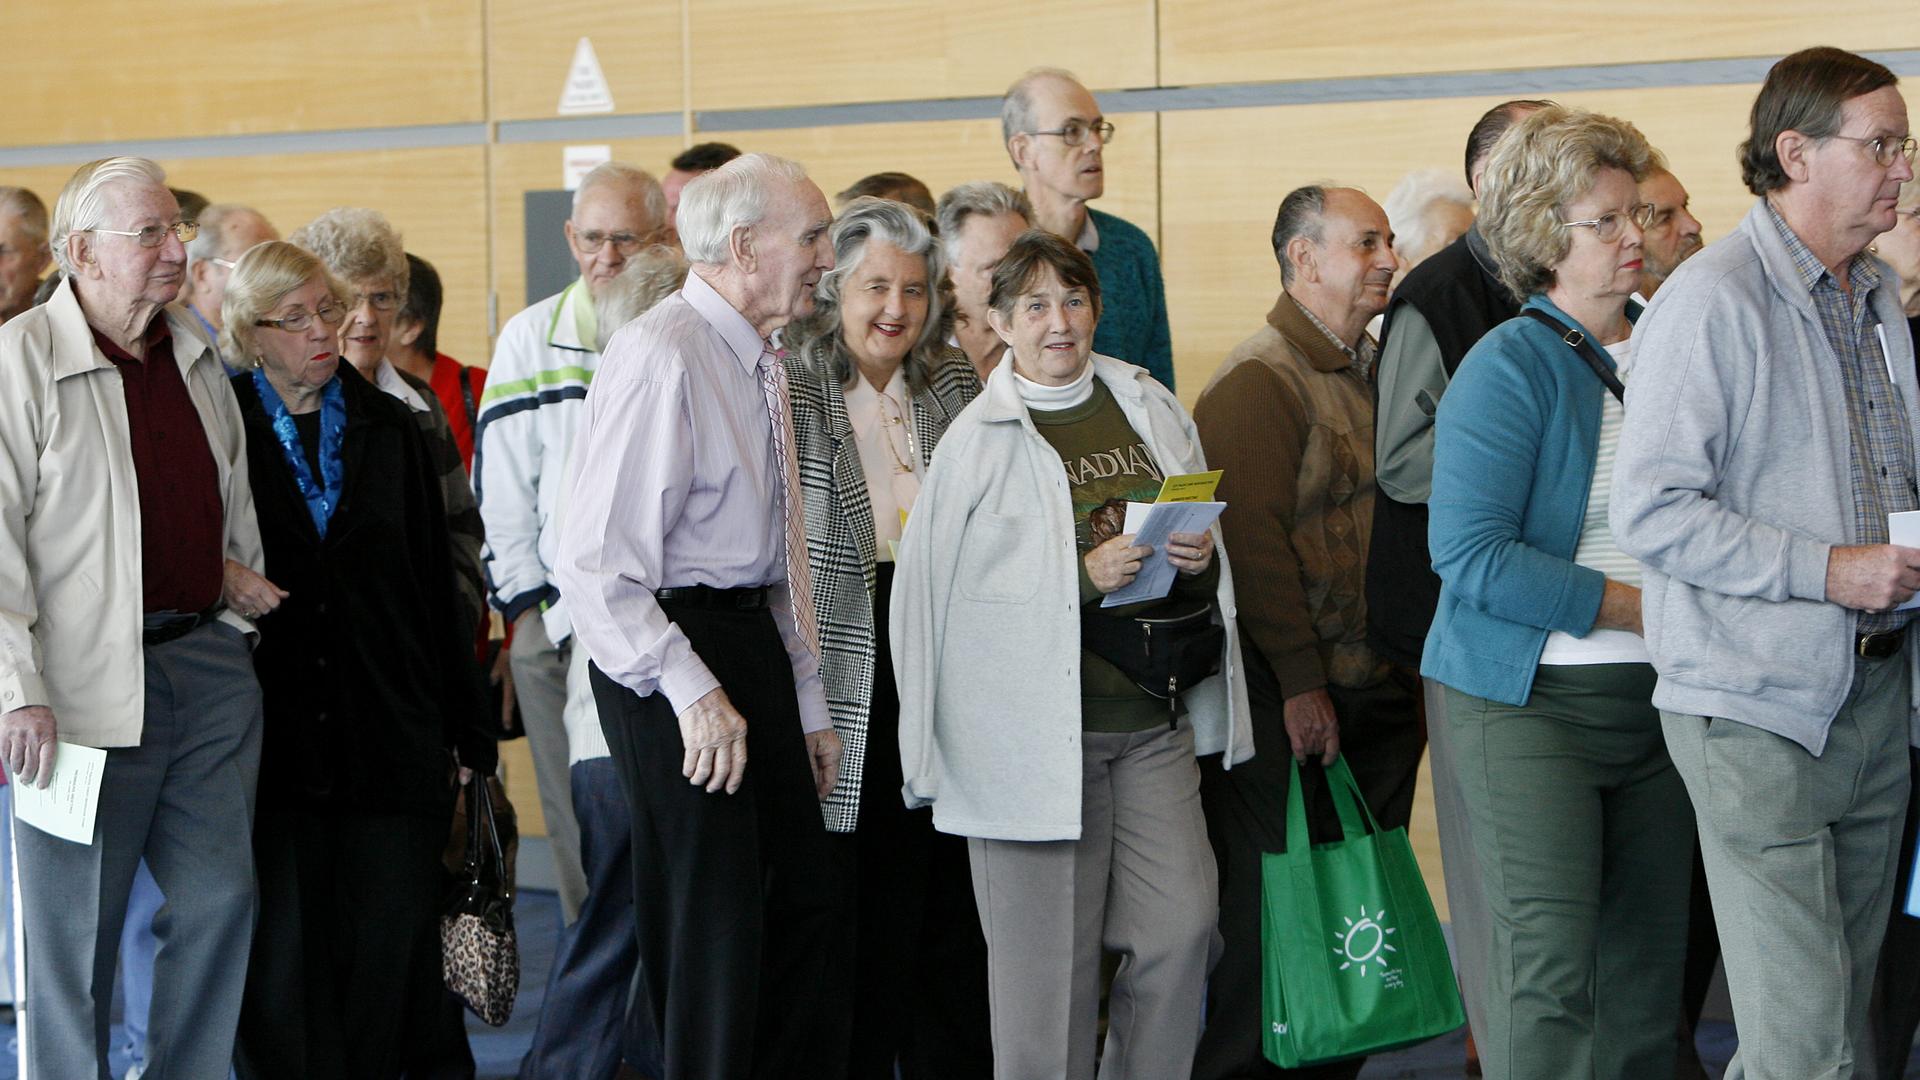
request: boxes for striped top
[1539,337,1648,666]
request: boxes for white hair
[937,181,1033,264]
[571,162,669,232]
[1381,169,1475,270]
[50,157,169,276]
[186,204,269,272]
[676,153,811,266]
[593,245,690,351]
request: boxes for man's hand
[490,645,516,732]
[1827,544,1920,612]
[805,728,843,800]
[1283,687,1340,766]
[1594,579,1644,636]
[677,687,749,794]
[2,706,58,788]
[223,560,289,621]
[1166,530,1216,578]
[1086,533,1150,594]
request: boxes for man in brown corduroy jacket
[1190,185,1430,1080]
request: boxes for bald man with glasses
[474,161,670,927]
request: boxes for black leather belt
[1856,628,1906,659]
[655,585,770,611]
[143,605,223,646]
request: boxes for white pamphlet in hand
[1100,501,1227,608]
[13,741,107,844]
[1894,511,1920,611]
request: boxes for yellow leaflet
[1155,470,1224,503]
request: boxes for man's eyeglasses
[571,229,650,256]
[1024,119,1115,147]
[1830,133,1919,169]
[89,221,199,248]
[255,303,348,333]
[1558,203,1656,243]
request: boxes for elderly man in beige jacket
[0,157,273,1080]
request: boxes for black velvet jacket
[233,361,496,816]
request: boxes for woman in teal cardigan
[1421,106,1695,1080]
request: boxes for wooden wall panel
[8,0,483,146]
[156,147,493,366]
[489,0,683,121]
[1160,84,1765,400]
[490,137,690,349]
[1159,0,1919,88]
[687,0,1157,110]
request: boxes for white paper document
[1101,501,1227,608]
[1894,511,1920,611]
[12,742,106,845]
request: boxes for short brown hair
[1741,47,1898,196]
[987,229,1101,322]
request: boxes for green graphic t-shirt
[1031,379,1219,732]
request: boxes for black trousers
[237,808,449,1080]
[1194,655,1426,1080]
[1868,749,1920,1077]
[841,563,993,1080]
[592,602,846,1080]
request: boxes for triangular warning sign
[557,37,615,116]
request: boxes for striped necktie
[759,350,820,657]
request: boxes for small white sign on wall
[563,145,613,191]
[557,37,615,115]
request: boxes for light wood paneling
[158,147,493,365]
[688,0,1157,111]
[489,0,683,121]
[7,0,483,146]
[490,137,689,350]
[1159,0,1920,88]
[1160,85,1766,401]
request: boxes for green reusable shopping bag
[1260,756,1464,1067]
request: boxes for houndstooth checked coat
[784,346,980,832]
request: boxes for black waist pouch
[1080,597,1225,704]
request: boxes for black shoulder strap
[1520,308,1626,404]
[458,365,479,429]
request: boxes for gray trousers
[511,612,586,923]
[1663,651,1911,1080]
[17,622,262,1080]
[967,724,1218,1080]
[1423,676,1489,1052]
[1448,663,1694,1080]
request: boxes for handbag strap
[1284,755,1372,864]
[472,776,509,892]
[1520,308,1625,404]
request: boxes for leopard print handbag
[442,774,520,1026]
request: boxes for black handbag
[441,773,520,1026]
[1080,597,1225,715]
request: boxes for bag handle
[1284,754,1376,862]
[1521,308,1625,404]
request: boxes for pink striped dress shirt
[556,270,829,733]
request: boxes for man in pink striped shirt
[558,152,847,1080]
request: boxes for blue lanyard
[252,369,346,538]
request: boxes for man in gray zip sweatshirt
[1612,46,1920,1079]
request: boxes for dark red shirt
[92,318,225,614]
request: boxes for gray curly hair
[786,197,953,393]
[289,206,409,299]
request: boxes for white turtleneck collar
[1012,359,1096,411]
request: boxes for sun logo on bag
[1331,905,1397,978]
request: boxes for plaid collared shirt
[1769,205,1919,633]
[1296,299,1378,380]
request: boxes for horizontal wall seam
[5,49,1917,166]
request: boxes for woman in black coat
[222,241,496,1080]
